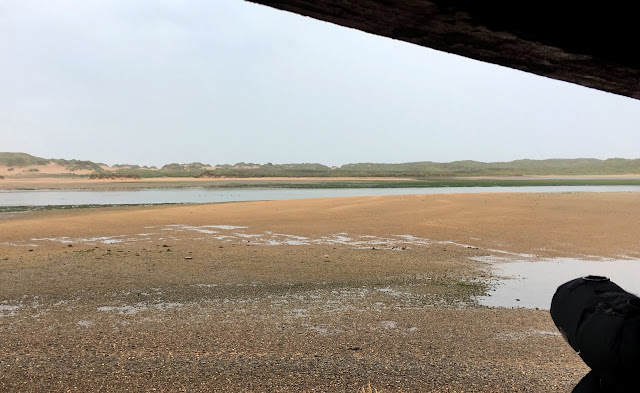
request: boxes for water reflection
[2,185,640,207]
[476,257,640,309]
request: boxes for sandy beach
[1,192,639,391]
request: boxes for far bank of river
[1,185,640,211]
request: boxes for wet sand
[0,176,415,190]
[1,193,639,391]
[3,174,640,191]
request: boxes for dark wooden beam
[248,0,640,99]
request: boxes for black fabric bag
[572,370,604,393]
[551,276,640,392]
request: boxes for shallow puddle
[476,257,640,309]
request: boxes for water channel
[1,185,639,208]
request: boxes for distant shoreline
[2,175,640,191]
[2,153,640,181]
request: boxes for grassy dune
[2,152,640,179]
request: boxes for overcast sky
[2,0,639,167]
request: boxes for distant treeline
[88,174,142,180]
[2,152,640,178]
[336,158,640,177]
[0,152,105,172]
[198,159,640,178]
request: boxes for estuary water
[1,185,640,208]
[476,257,640,310]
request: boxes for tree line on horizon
[1,152,640,178]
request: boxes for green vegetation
[199,162,332,178]
[200,159,640,178]
[0,152,103,172]
[89,174,142,180]
[161,162,210,172]
[155,162,212,176]
[0,152,49,166]
[204,178,640,189]
[112,164,156,170]
[55,159,104,172]
[2,152,640,179]
[111,169,202,178]
[336,158,640,176]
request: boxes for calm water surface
[476,258,640,309]
[1,185,640,207]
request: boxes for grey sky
[2,0,639,167]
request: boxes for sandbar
[1,192,638,391]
